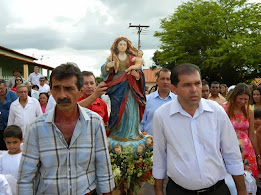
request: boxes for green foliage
[153,0,261,85]
[95,76,103,83]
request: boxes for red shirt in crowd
[78,97,109,123]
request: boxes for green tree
[153,0,261,85]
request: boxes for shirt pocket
[75,137,94,167]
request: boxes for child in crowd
[0,125,23,180]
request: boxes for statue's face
[114,145,121,154]
[137,145,144,154]
[117,40,127,53]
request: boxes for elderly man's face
[0,83,7,96]
[17,87,28,101]
[39,78,45,86]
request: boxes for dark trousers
[0,130,7,150]
[166,178,231,195]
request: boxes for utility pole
[129,23,150,49]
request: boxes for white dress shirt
[45,94,56,112]
[8,96,43,136]
[153,98,244,190]
[30,89,39,100]
[38,83,50,93]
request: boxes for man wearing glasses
[38,76,50,94]
[8,84,42,136]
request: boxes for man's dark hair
[0,79,7,86]
[82,71,96,79]
[254,108,261,118]
[13,70,22,74]
[202,80,209,86]
[3,125,23,140]
[50,62,83,91]
[171,63,201,86]
[211,81,220,86]
[157,68,171,78]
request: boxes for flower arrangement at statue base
[110,145,154,195]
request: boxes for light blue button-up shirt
[140,90,176,135]
[17,105,115,194]
[153,98,244,190]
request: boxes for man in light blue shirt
[17,63,114,195]
[140,68,176,135]
[28,66,42,85]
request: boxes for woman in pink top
[223,83,261,180]
[39,92,49,113]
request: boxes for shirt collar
[153,90,175,99]
[170,98,214,117]
[13,96,32,105]
[45,104,91,123]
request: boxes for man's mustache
[57,98,71,104]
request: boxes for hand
[130,70,140,80]
[93,82,107,98]
[107,61,114,68]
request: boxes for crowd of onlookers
[1,64,261,194]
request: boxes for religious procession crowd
[0,36,261,195]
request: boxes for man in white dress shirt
[8,84,43,136]
[38,76,50,93]
[153,63,246,195]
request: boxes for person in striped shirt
[17,62,114,195]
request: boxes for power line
[128,23,150,50]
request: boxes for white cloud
[17,47,156,77]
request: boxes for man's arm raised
[78,82,107,107]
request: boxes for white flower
[113,167,121,177]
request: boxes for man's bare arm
[232,175,247,195]
[155,178,164,195]
[78,82,107,107]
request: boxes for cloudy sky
[0,0,189,76]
